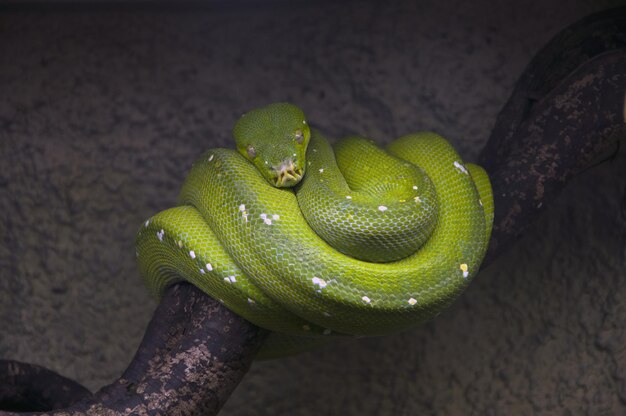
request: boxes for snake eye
[295,129,304,144]
[247,145,256,159]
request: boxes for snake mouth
[272,160,303,188]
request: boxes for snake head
[234,103,311,188]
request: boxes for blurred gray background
[1,0,625,414]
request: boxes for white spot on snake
[200,269,205,274]
[312,277,327,288]
[177,240,183,248]
[322,311,332,317]
[206,263,213,271]
[323,329,332,335]
[312,148,317,152]
[378,205,388,212]
[272,214,280,220]
[362,296,371,303]
[189,250,196,259]
[225,275,237,283]
[260,213,267,219]
[479,199,483,206]
[537,202,543,209]
[460,263,469,278]
[302,325,310,331]
[303,120,307,124]
[239,205,249,222]
[144,220,150,227]
[208,154,214,162]
[454,161,469,174]
[319,168,324,173]
[264,218,272,225]
[414,196,422,204]
[408,298,417,305]
[247,297,255,305]
[413,185,418,190]
[156,229,164,241]
[346,195,352,199]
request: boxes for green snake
[136,103,494,358]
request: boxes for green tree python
[136,103,494,358]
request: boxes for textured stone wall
[1,1,624,414]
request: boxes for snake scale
[136,103,494,358]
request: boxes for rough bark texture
[481,6,626,166]
[479,7,626,261]
[1,284,268,415]
[1,1,625,415]
[482,50,626,263]
[93,284,266,415]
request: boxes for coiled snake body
[136,103,494,357]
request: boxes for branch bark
[3,284,268,415]
[481,48,626,265]
[1,6,625,416]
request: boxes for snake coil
[136,103,493,357]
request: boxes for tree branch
[480,6,626,171]
[1,284,267,415]
[0,360,91,412]
[1,7,625,416]
[481,48,626,265]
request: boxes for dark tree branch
[480,6,626,172]
[0,360,91,412]
[1,7,625,416]
[479,5,626,262]
[1,284,268,415]
[481,48,626,265]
